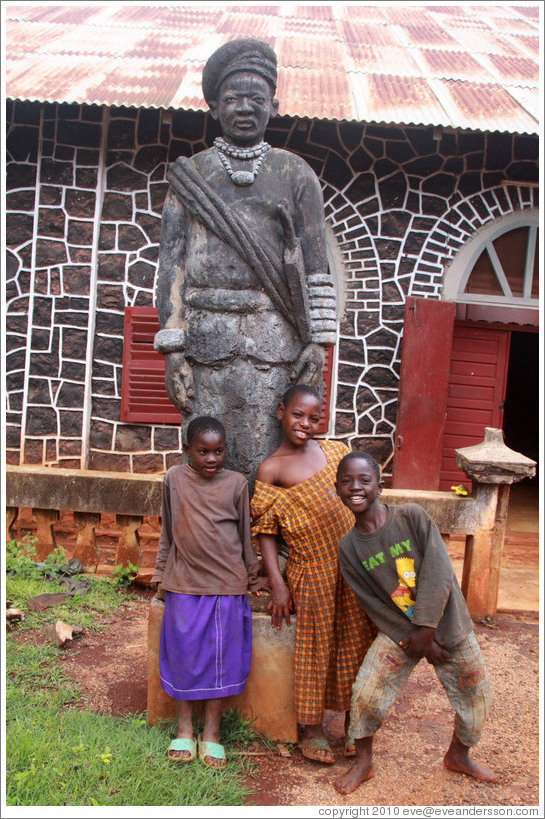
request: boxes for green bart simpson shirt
[338,503,473,649]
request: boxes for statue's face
[210,71,279,146]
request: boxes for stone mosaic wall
[5,99,538,478]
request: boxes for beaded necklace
[214,137,271,186]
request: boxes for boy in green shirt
[333,451,498,795]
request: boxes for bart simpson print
[391,556,416,618]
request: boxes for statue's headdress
[202,38,278,105]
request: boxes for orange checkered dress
[251,439,377,724]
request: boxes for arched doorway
[392,209,539,496]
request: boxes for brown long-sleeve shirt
[152,463,262,595]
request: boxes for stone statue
[154,38,338,483]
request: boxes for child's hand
[250,576,272,595]
[268,580,294,629]
[425,640,451,665]
[399,626,435,659]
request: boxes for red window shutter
[121,307,335,429]
[121,306,181,424]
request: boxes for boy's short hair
[281,383,321,407]
[337,450,382,482]
[186,415,226,445]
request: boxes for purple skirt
[159,591,252,701]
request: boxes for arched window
[443,209,539,325]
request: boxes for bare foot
[334,760,375,795]
[444,753,499,783]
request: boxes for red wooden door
[391,297,456,489]
[438,324,510,489]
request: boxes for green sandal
[198,735,226,771]
[168,737,197,762]
[300,736,335,765]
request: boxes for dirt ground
[43,587,541,809]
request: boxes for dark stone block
[483,172,504,189]
[458,131,484,153]
[107,163,148,192]
[59,410,83,436]
[140,246,159,262]
[172,109,206,141]
[168,140,193,162]
[132,453,165,473]
[67,219,94,246]
[506,162,538,184]
[118,223,148,251]
[355,385,377,413]
[421,194,448,217]
[458,171,482,196]
[357,415,374,434]
[364,365,398,389]
[128,260,155,288]
[26,406,58,435]
[6,124,39,162]
[32,296,53,325]
[61,361,86,380]
[135,192,149,209]
[364,137,384,158]
[115,425,152,452]
[6,190,36,211]
[384,401,398,423]
[76,168,98,188]
[323,151,353,189]
[101,192,133,221]
[57,381,85,407]
[92,378,116,396]
[405,128,436,154]
[14,100,41,124]
[97,284,126,312]
[92,396,122,421]
[443,157,463,174]
[55,145,75,161]
[62,266,91,294]
[339,122,363,152]
[28,377,52,404]
[55,310,89,328]
[345,172,375,204]
[386,140,415,163]
[38,207,65,238]
[6,212,34,246]
[336,384,355,410]
[352,437,391,465]
[380,210,411,238]
[23,439,45,464]
[93,334,123,363]
[514,135,538,161]
[367,347,395,366]
[6,425,22,447]
[374,158,398,178]
[107,149,134,165]
[357,197,380,217]
[382,303,405,323]
[88,451,131,472]
[422,173,456,197]
[154,426,182,451]
[403,154,442,176]
[108,118,136,149]
[378,172,407,210]
[134,291,154,306]
[467,152,485,170]
[35,238,68,266]
[59,439,83,456]
[339,337,365,364]
[374,237,402,259]
[337,363,361,384]
[41,158,73,185]
[137,108,161,145]
[99,224,117,250]
[134,145,168,173]
[98,253,126,282]
[135,212,162,243]
[77,149,100,165]
[65,189,97,218]
[95,311,124,335]
[7,163,37,190]
[61,327,87,359]
[81,104,104,122]
[335,412,356,435]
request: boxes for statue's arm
[154,187,194,416]
[290,166,337,386]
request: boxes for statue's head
[203,38,279,145]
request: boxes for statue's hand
[290,343,326,387]
[164,352,195,416]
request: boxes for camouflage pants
[349,630,492,747]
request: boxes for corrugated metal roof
[3,2,541,134]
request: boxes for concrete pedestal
[146,595,298,743]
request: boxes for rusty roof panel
[4,3,540,134]
[278,66,357,121]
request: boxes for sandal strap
[169,738,196,752]
[199,740,226,760]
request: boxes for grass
[5,538,262,807]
